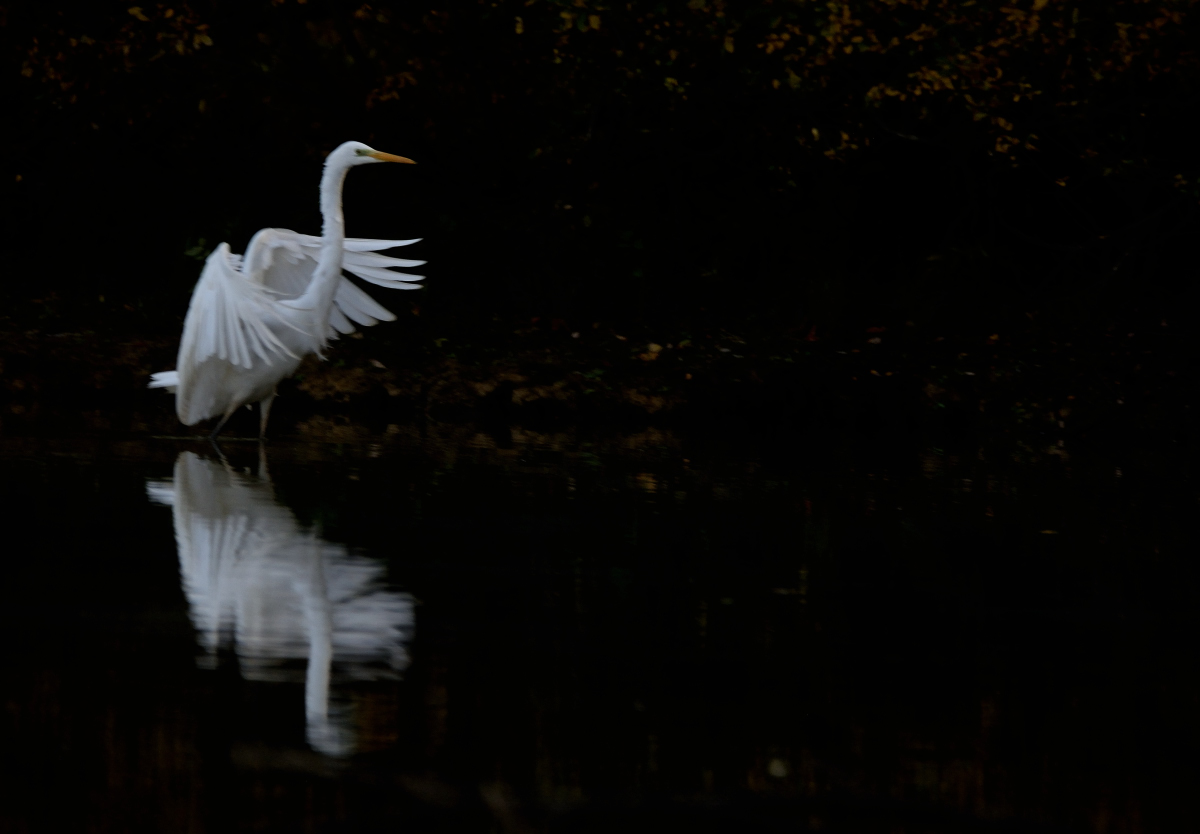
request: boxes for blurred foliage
[2,1,1199,340]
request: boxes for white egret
[149,141,425,438]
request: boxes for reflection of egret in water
[147,451,414,757]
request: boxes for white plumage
[148,451,415,757]
[149,141,423,437]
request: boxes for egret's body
[150,141,422,437]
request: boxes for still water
[0,421,1195,832]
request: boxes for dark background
[4,6,1200,831]
[3,427,1198,833]
[5,0,1200,342]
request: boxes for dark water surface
[1,422,1196,833]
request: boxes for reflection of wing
[328,556,415,674]
[163,452,297,656]
[242,228,426,338]
[147,451,414,757]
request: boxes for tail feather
[149,371,179,393]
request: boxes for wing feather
[343,251,427,269]
[328,304,356,335]
[335,279,396,325]
[179,244,298,371]
[284,233,421,252]
[342,237,422,251]
[343,265,426,285]
[240,229,424,332]
[244,229,315,300]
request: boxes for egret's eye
[354,148,372,157]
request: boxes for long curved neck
[319,160,347,242]
[295,159,350,317]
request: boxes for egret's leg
[259,392,277,439]
[257,440,270,482]
[210,438,233,469]
[210,408,236,441]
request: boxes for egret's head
[332,140,416,167]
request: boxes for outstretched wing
[333,236,427,291]
[242,229,314,299]
[179,243,299,371]
[243,229,426,337]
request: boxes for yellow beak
[367,150,416,164]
